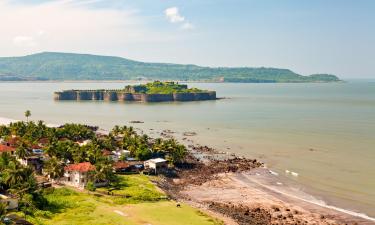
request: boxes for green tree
[0,202,7,222]
[44,157,64,181]
[24,110,31,122]
[91,161,113,183]
[15,143,30,160]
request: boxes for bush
[85,181,96,191]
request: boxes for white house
[61,162,95,189]
[103,149,131,162]
[0,194,18,210]
[144,158,167,174]
[77,140,91,147]
[115,149,131,161]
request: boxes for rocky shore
[155,144,375,225]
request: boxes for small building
[112,161,130,173]
[18,156,43,174]
[5,136,20,147]
[62,162,95,189]
[108,149,131,162]
[0,194,18,210]
[102,149,115,159]
[0,144,16,155]
[38,137,50,146]
[77,140,91,146]
[144,158,168,174]
[32,148,44,155]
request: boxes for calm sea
[0,81,374,217]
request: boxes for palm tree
[92,161,113,183]
[15,143,30,160]
[111,125,120,136]
[24,110,31,122]
[44,157,64,181]
[0,202,7,222]
[3,164,24,188]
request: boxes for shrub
[85,181,96,191]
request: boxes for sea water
[0,81,374,217]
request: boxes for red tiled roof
[38,138,49,145]
[113,161,130,169]
[64,162,95,172]
[31,144,42,149]
[0,144,16,153]
[102,149,113,156]
[6,137,20,146]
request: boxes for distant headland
[0,52,341,83]
[54,81,217,102]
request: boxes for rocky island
[54,81,217,102]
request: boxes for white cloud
[13,36,37,48]
[0,0,168,56]
[165,7,194,30]
[13,30,48,48]
[181,22,194,30]
[165,7,185,23]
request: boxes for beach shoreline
[151,141,375,225]
[1,116,374,224]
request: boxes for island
[54,81,217,102]
[0,52,341,83]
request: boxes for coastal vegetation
[0,115,222,224]
[128,81,206,94]
[0,52,340,82]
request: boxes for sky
[1,0,375,78]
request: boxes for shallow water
[0,81,374,217]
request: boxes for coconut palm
[91,161,113,183]
[44,157,64,181]
[24,110,31,122]
[15,143,30,160]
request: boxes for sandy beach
[154,142,375,225]
[178,169,375,224]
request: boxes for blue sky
[1,0,375,78]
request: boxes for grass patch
[97,174,166,203]
[26,175,222,225]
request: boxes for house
[0,144,16,155]
[61,162,95,189]
[38,137,50,146]
[18,156,43,174]
[102,149,118,162]
[113,160,144,173]
[31,145,44,155]
[113,149,131,162]
[5,136,20,147]
[77,139,91,146]
[0,194,18,210]
[112,161,130,173]
[144,158,168,174]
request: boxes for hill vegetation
[0,52,340,82]
[126,81,207,94]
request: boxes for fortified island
[54,81,217,102]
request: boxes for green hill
[0,52,340,82]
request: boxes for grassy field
[96,174,165,204]
[27,175,223,225]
